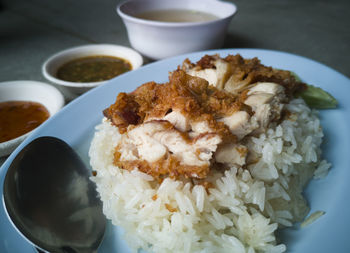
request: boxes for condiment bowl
[42,44,143,95]
[117,0,237,60]
[0,80,64,157]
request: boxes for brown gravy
[0,101,50,143]
[56,55,132,83]
[134,9,218,23]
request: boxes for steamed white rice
[89,98,330,253]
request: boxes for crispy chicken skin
[103,54,306,180]
[183,54,306,97]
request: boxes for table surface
[0,0,349,164]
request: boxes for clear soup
[134,9,218,23]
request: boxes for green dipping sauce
[56,55,132,83]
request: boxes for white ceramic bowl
[0,81,64,157]
[42,44,143,95]
[117,0,237,60]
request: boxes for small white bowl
[42,44,143,95]
[117,0,237,60]
[0,80,64,157]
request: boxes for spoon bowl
[3,136,106,253]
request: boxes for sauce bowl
[0,81,64,157]
[117,0,237,60]
[42,44,143,95]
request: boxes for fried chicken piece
[104,70,254,179]
[104,54,306,181]
[183,54,306,138]
[115,120,222,179]
[183,54,306,96]
[104,70,243,142]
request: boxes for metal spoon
[3,136,106,253]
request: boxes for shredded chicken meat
[103,54,306,180]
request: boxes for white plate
[1,49,349,252]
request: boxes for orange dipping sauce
[0,101,50,143]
